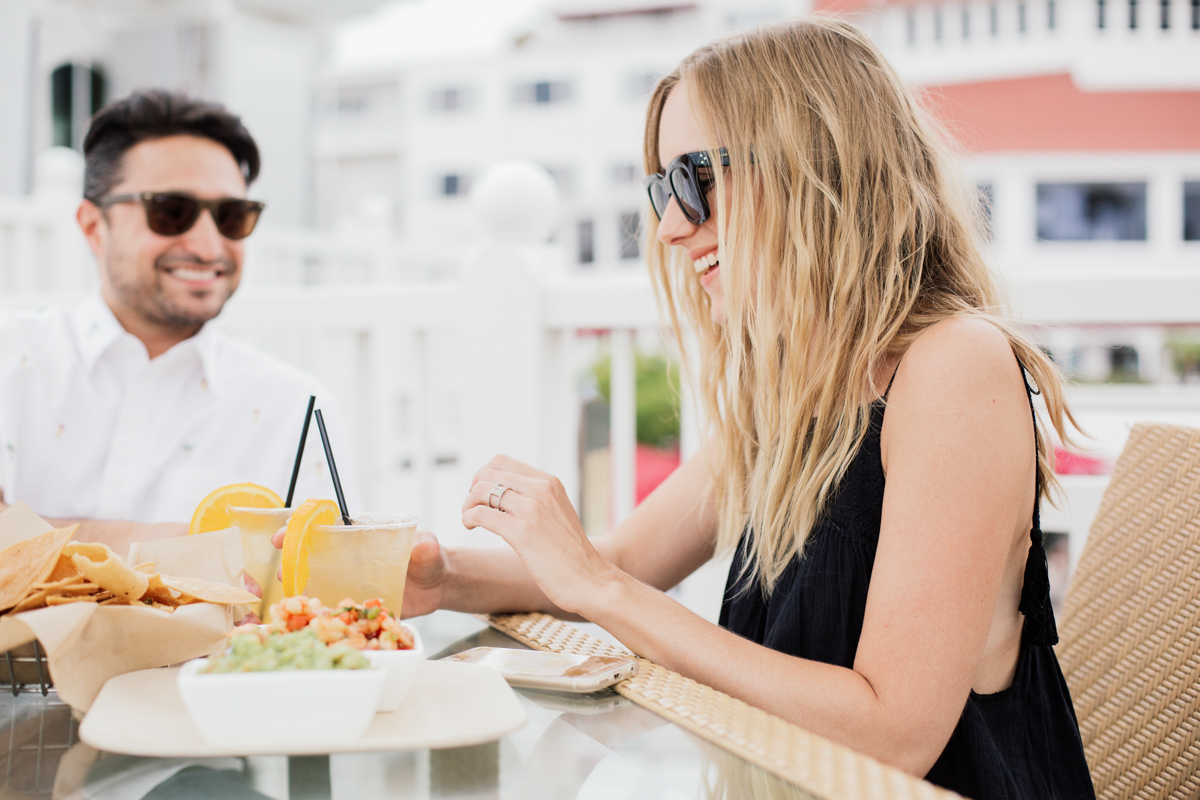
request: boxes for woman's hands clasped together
[461,455,620,617]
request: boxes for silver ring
[489,484,510,512]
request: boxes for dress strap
[881,359,902,402]
[1015,360,1058,646]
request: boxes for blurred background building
[0,0,1197,617]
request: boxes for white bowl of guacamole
[178,629,384,751]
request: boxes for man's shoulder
[0,305,74,354]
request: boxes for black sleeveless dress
[718,377,1095,799]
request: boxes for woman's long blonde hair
[644,17,1078,592]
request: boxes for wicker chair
[1056,423,1200,800]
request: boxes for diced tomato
[364,598,382,608]
[286,614,308,631]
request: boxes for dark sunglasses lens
[669,167,705,224]
[647,179,671,220]
[215,201,261,240]
[146,194,200,236]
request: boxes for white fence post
[460,162,562,509]
[610,328,637,525]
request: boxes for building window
[1160,0,1171,26]
[515,80,571,106]
[1048,0,1057,28]
[990,2,1001,34]
[962,6,971,36]
[618,211,641,259]
[1018,1,1028,30]
[51,63,105,151]
[440,174,469,197]
[1110,345,1140,381]
[430,87,469,112]
[1036,182,1147,241]
[906,7,917,44]
[578,219,595,264]
[1184,182,1200,240]
[1192,0,1199,28]
[1130,0,1139,26]
[934,6,944,39]
[1098,0,1107,27]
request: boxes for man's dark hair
[82,89,260,201]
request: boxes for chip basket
[1,641,53,695]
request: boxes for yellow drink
[304,515,418,617]
[228,506,292,620]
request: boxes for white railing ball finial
[470,160,560,244]
[34,147,85,201]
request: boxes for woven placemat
[1057,423,1200,800]
[485,612,961,800]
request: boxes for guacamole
[201,628,370,673]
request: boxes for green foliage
[1166,333,1200,379]
[591,350,680,448]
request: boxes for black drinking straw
[314,409,352,526]
[284,395,316,508]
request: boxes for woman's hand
[462,455,620,617]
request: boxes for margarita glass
[304,514,419,617]
[228,506,292,620]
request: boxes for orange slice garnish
[281,498,341,597]
[189,483,283,536]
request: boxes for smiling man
[0,90,356,554]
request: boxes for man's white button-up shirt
[0,293,359,522]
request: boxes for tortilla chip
[134,562,155,574]
[143,574,184,606]
[46,594,98,605]
[11,590,48,613]
[98,596,133,606]
[44,553,80,583]
[52,582,101,596]
[0,526,76,613]
[63,542,149,601]
[34,575,84,591]
[156,574,257,605]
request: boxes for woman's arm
[459,318,1035,776]
[401,445,718,619]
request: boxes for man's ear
[76,199,107,261]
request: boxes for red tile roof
[921,73,1200,151]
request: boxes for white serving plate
[80,660,526,757]
[364,624,425,712]
[176,659,384,751]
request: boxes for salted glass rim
[313,513,420,532]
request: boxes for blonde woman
[404,18,1094,796]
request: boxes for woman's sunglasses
[92,191,266,241]
[643,148,730,226]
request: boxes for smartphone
[443,647,638,693]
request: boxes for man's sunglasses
[91,191,266,241]
[643,148,730,226]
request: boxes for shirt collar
[71,292,130,372]
[70,292,223,392]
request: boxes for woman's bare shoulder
[888,316,1027,414]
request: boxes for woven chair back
[1056,422,1200,800]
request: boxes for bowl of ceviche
[269,596,425,712]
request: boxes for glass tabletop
[1,611,815,800]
